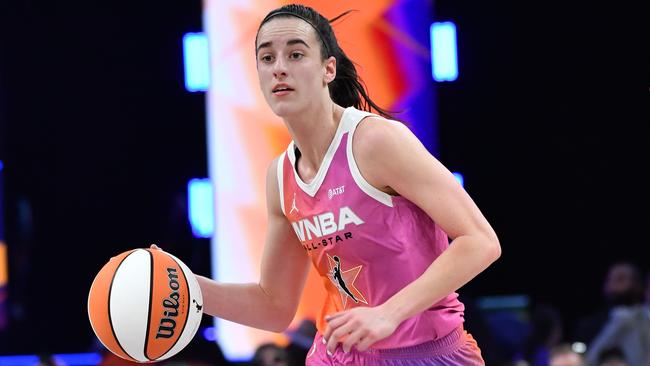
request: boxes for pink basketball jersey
[277,107,464,349]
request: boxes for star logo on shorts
[326,254,367,309]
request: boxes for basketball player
[192,4,501,365]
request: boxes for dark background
[0,0,647,357]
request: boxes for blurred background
[0,0,647,366]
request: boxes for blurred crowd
[78,260,648,366]
[506,260,650,366]
[10,259,650,366]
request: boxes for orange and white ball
[88,248,203,362]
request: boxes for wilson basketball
[88,248,203,362]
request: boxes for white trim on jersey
[346,109,394,207]
[286,108,349,197]
[276,152,286,215]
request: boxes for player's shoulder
[266,154,283,183]
[354,115,413,156]
[265,154,286,214]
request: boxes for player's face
[604,264,637,297]
[256,17,329,117]
[550,353,584,366]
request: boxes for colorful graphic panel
[204,0,435,359]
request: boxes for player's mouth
[272,83,294,96]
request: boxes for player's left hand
[323,306,399,354]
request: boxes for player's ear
[324,56,336,84]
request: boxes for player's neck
[285,101,345,172]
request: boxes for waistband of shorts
[374,326,464,359]
[337,326,465,359]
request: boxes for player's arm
[324,117,501,352]
[196,158,311,332]
[356,117,501,324]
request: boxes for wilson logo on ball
[156,267,181,339]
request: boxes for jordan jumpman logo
[290,192,299,214]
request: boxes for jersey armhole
[346,118,394,207]
[276,152,286,215]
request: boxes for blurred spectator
[97,349,148,366]
[169,333,232,366]
[514,304,563,366]
[549,344,585,366]
[596,347,628,366]
[460,293,514,365]
[36,354,60,366]
[584,270,650,366]
[573,261,645,344]
[95,335,232,366]
[283,318,317,366]
[252,343,289,366]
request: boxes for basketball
[88,248,203,362]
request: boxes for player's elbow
[257,283,301,332]
[484,233,501,264]
[268,322,291,333]
[265,310,294,333]
[265,298,298,332]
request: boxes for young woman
[194,4,500,365]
